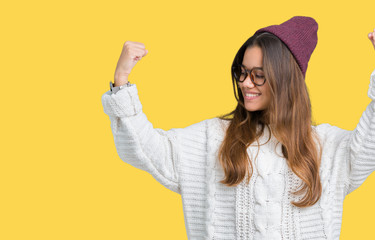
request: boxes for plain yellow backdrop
[1,0,375,239]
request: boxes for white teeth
[245,93,261,97]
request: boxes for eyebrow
[241,64,264,70]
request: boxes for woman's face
[238,46,271,112]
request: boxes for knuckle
[124,41,134,48]
[135,41,145,48]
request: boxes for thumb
[369,33,375,50]
[143,49,148,57]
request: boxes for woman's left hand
[368,28,375,49]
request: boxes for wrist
[114,81,128,87]
[114,73,129,86]
[110,81,133,94]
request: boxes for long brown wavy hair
[218,32,322,208]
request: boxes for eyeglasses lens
[233,66,265,85]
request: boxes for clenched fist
[114,41,148,86]
[369,28,375,50]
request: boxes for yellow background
[1,0,375,239]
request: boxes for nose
[242,74,256,88]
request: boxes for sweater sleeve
[101,84,181,194]
[315,70,375,197]
[344,69,375,195]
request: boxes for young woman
[102,16,375,239]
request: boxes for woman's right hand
[114,41,148,86]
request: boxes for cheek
[264,84,271,95]
[238,84,244,93]
[262,86,272,102]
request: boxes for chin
[245,104,264,112]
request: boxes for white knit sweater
[102,69,375,240]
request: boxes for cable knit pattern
[101,69,375,239]
[204,121,217,239]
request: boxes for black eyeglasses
[232,64,267,86]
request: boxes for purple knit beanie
[254,16,318,77]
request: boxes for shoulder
[313,123,350,136]
[312,123,352,148]
[167,117,226,138]
[172,117,230,143]
[176,117,229,132]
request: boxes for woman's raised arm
[343,29,375,194]
[101,41,181,194]
[344,69,375,195]
[312,30,375,197]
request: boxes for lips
[245,93,261,97]
[244,91,261,95]
[243,92,261,100]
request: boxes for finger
[123,41,146,55]
[131,49,148,61]
[132,46,148,56]
[132,48,148,58]
[130,41,146,49]
[368,32,375,40]
[369,31,375,49]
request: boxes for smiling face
[238,46,271,112]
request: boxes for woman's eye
[255,75,264,78]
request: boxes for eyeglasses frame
[232,64,267,86]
